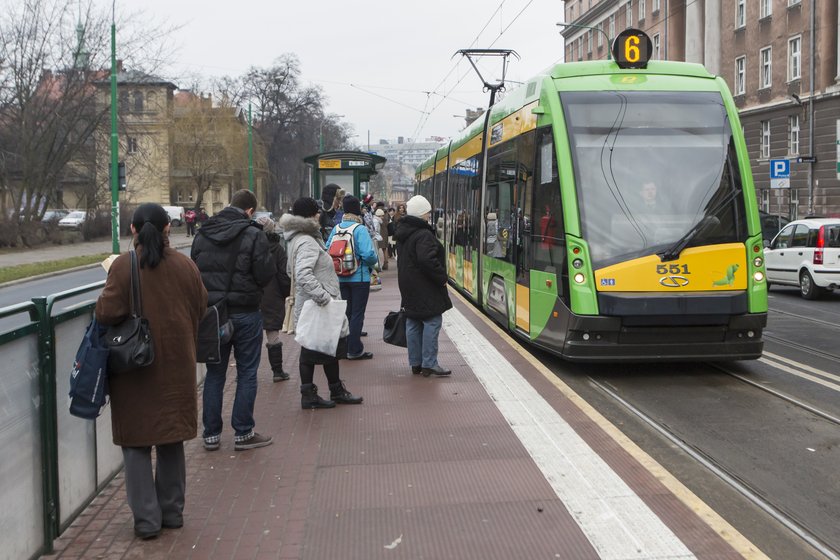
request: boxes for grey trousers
[122,442,186,532]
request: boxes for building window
[653,33,661,59]
[639,0,646,21]
[761,189,769,212]
[609,14,615,39]
[652,0,660,13]
[736,0,746,29]
[761,120,771,159]
[133,91,144,112]
[626,2,632,26]
[788,115,800,155]
[788,0,801,5]
[760,47,772,89]
[788,36,801,81]
[735,56,746,95]
[127,137,138,154]
[760,0,772,18]
[597,23,603,47]
[587,30,593,55]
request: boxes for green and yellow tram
[416,30,767,361]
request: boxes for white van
[162,206,185,227]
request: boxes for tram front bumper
[553,312,767,362]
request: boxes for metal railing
[0,280,125,560]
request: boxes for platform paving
[41,264,763,560]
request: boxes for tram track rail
[588,375,840,560]
[762,331,840,364]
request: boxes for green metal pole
[109,18,119,254]
[247,103,254,192]
[33,297,58,552]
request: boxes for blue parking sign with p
[770,159,790,178]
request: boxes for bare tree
[213,55,355,211]
[0,0,178,245]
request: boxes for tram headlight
[572,258,584,269]
[573,272,586,284]
[753,257,763,267]
[754,271,765,282]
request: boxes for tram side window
[533,128,565,275]
[515,131,536,283]
[433,171,447,242]
[485,146,516,260]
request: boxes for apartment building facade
[561,0,840,219]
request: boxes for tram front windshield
[561,91,748,270]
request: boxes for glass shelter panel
[0,335,44,560]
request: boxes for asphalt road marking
[761,351,840,392]
[446,289,769,560]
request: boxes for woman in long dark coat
[394,195,453,377]
[256,215,291,382]
[95,203,207,540]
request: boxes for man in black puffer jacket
[191,190,275,452]
[394,195,453,377]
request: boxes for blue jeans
[202,311,263,439]
[340,282,371,357]
[406,315,443,369]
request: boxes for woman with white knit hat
[393,195,452,376]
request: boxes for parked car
[764,217,840,299]
[58,211,87,230]
[162,205,185,227]
[759,211,790,244]
[40,209,70,223]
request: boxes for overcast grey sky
[107,0,566,145]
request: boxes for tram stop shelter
[304,151,386,201]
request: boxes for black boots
[300,384,335,409]
[329,381,364,404]
[267,342,290,382]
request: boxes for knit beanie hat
[321,184,340,206]
[362,193,374,206]
[255,215,275,234]
[374,208,385,217]
[406,195,432,217]
[292,197,320,218]
[343,195,362,216]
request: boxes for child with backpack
[326,195,379,360]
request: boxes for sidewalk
[0,231,195,269]
[42,265,763,560]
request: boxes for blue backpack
[69,317,110,419]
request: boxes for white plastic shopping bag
[294,299,347,356]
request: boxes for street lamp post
[109,1,119,254]
[247,103,254,192]
[319,114,344,153]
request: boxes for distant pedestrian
[185,209,197,237]
[256,215,291,382]
[198,208,208,227]
[327,195,379,360]
[375,206,389,270]
[95,203,207,539]
[319,184,341,241]
[191,189,275,451]
[394,195,453,377]
[279,197,363,408]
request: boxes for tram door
[512,132,535,333]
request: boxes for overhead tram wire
[410,0,536,144]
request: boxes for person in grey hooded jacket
[279,197,363,409]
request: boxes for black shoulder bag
[106,250,155,373]
[196,232,247,363]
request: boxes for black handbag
[383,309,407,347]
[106,250,155,373]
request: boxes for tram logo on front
[659,275,689,288]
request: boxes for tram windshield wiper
[658,215,721,262]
